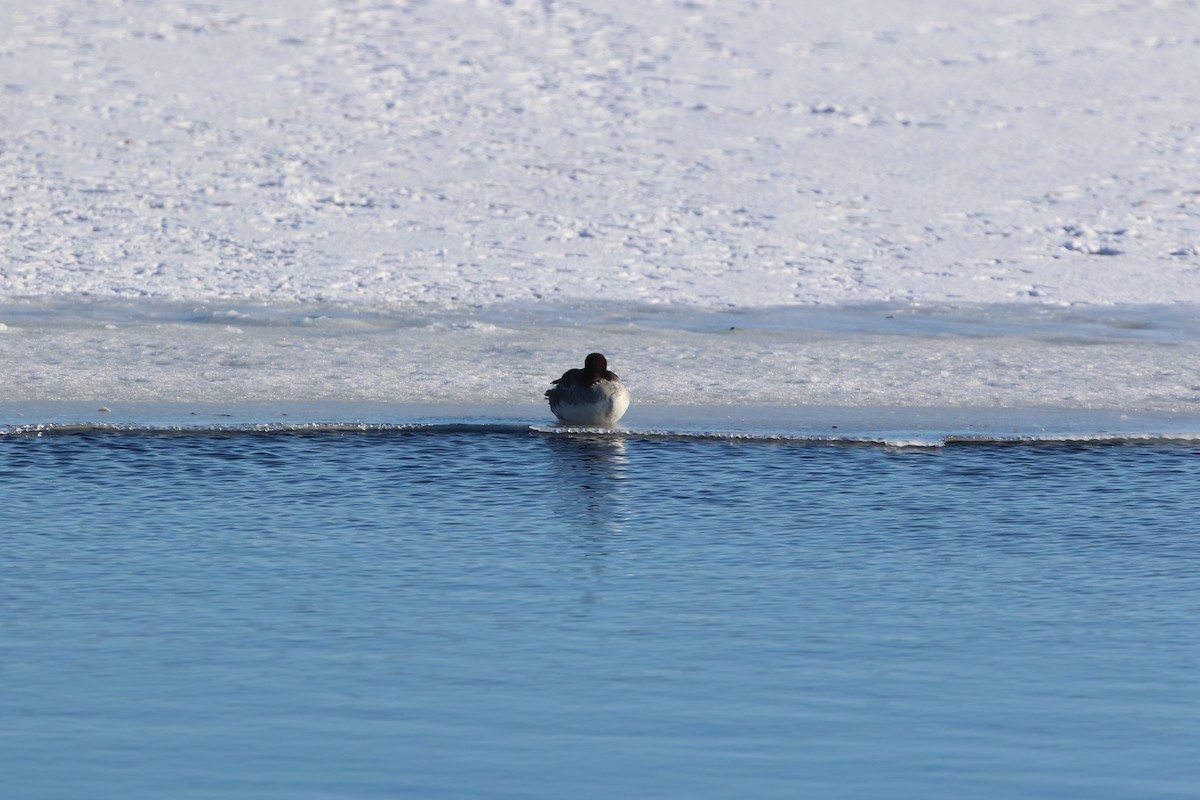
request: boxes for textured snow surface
[3,0,1199,306]
[2,1,1199,414]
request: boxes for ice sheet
[2,299,1198,415]
[5,399,1200,448]
[2,1,1199,422]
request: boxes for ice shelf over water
[1,0,1199,421]
[2,299,1199,420]
[5,400,1200,449]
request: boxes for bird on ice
[545,352,630,426]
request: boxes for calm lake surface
[3,430,1198,799]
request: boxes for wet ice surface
[3,431,1199,799]
[2,298,1200,420]
[5,399,1200,450]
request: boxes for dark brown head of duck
[584,352,620,382]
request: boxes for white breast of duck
[545,352,631,427]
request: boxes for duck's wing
[550,367,585,387]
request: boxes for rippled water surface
[3,431,1198,799]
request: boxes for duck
[545,352,631,426]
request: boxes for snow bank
[2,0,1198,307]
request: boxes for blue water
[3,430,1198,799]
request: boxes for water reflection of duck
[545,353,630,426]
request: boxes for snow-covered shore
[3,0,1198,307]
[2,1,1199,413]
